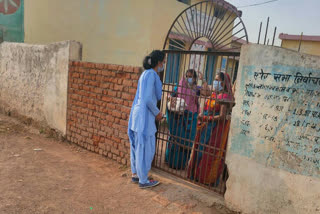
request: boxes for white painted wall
[0,41,82,135]
[225,44,320,214]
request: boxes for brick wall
[67,61,141,165]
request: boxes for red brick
[114,129,119,136]
[119,132,128,140]
[122,107,131,114]
[131,74,139,80]
[108,90,117,97]
[100,83,110,89]
[123,79,133,87]
[81,108,89,114]
[133,67,140,74]
[122,93,131,100]
[103,77,112,82]
[94,88,103,94]
[78,79,85,84]
[112,98,123,105]
[72,73,80,78]
[122,87,129,93]
[132,82,138,88]
[111,148,120,156]
[94,99,103,106]
[114,84,124,91]
[96,75,103,81]
[96,63,104,69]
[121,113,127,120]
[116,92,122,98]
[84,74,91,80]
[118,65,124,72]
[89,69,97,74]
[123,65,133,72]
[107,103,116,109]
[79,67,87,73]
[98,131,106,137]
[102,96,112,102]
[108,152,112,158]
[88,116,95,122]
[120,119,128,126]
[105,115,115,122]
[117,79,123,84]
[109,83,114,90]
[71,83,79,89]
[129,88,136,95]
[88,98,94,104]
[117,157,122,163]
[111,78,118,84]
[121,158,127,165]
[108,64,119,70]
[89,93,97,99]
[89,81,99,87]
[93,112,101,118]
[88,104,96,110]
[101,70,111,76]
[105,139,113,145]
[112,110,122,118]
[81,130,89,137]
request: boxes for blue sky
[227,0,320,45]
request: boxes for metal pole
[272,27,277,46]
[258,22,262,44]
[298,32,303,52]
[264,17,269,45]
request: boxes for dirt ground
[0,113,234,214]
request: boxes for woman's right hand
[156,112,163,121]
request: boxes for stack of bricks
[67,61,141,165]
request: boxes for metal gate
[154,0,248,195]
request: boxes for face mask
[187,78,193,84]
[213,80,223,91]
[157,64,165,73]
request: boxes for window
[165,40,182,84]
[205,55,216,85]
[177,0,190,5]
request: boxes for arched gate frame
[154,0,248,195]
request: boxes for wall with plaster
[0,41,82,135]
[24,0,190,66]
[225,44,320,214]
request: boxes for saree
[187,73,233,185]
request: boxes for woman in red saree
[188,72,234,185]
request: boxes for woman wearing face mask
[128,50,165,188]
[165,69,202,169]
[188,71,234,186]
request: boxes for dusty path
[0,114,232,214]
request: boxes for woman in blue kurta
[128,50,165,188]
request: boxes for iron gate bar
[156,0,248,195]
[155,53,235,194]
[163,0,249,51]
[163,50,240,56]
